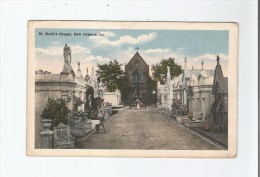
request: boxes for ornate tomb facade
[211,55,228,134]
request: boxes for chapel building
[125,49,152,105]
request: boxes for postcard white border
[27,21,238,158]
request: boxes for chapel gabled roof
[127,51,148,66]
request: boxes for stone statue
[98,79,103,89]
[84,86,94,112]
[63,44,71,64]
[88,94,92,108]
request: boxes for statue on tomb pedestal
[63,44,71,64]
[61,44,74,75]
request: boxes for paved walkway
[77,107,222,150]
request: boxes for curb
[157,109,227,150]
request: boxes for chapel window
[131,69,144,84]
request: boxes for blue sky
[35,28,229,76]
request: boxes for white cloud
[187,53,228,76]
[36,45,91,58]
[176,47,188,51]
[36,46,63,57]
[70,45,91,55]
[137,48,185,65]
[113,47,228,76]
[192,53,227,63]
[144,48,172,54]
[89,32,157,47]
[35,44,111,75]
[36,44,228,77]
[110,47,185,73]
[71,55,111,75]
[84,55,111,64]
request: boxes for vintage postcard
[27,21,238,157]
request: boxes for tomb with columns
[35,44,104,148]
[157,57,216,128]
[186,60,215,127]
[35,44,77,148]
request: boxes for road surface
[77,107,221,150]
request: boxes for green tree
[96,60,131,92]
[41,98,71,127]
[117,75,134,104]
[152,57,182,84]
